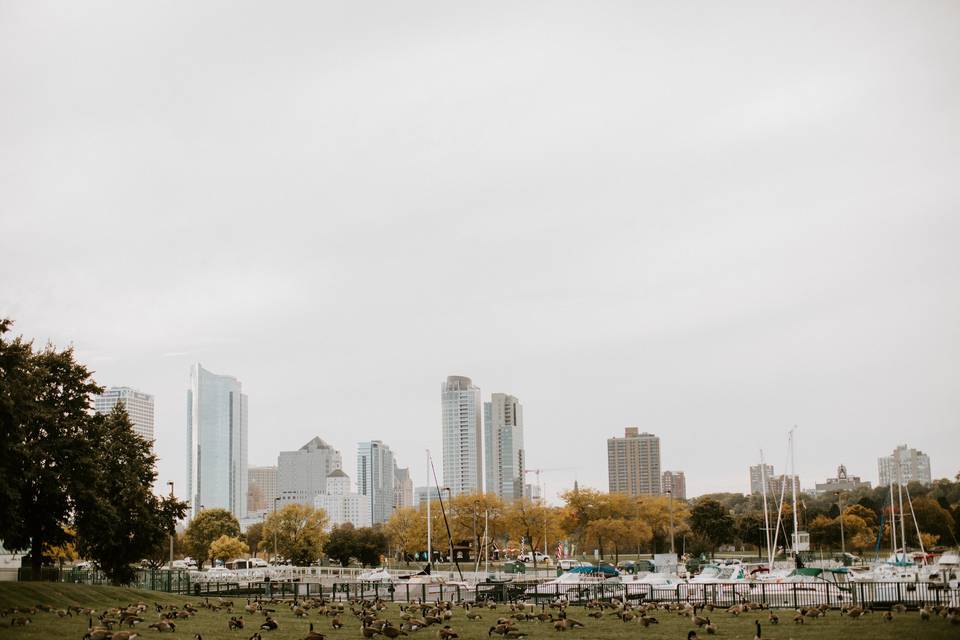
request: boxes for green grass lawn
[0,582,957,640]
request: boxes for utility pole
[273,497,279,564]
[668,489,675,555]
[167,481,175,571]
[836,491,845,555]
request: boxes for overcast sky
[2,1,958,501]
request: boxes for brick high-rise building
[607,428,661,496]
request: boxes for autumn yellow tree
[445,493,506,555]
[385,507,427,564]
[208,535,249,563]
[503,499,565,566]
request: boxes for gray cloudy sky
[2,1,958,500]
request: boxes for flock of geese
[1,593,959,639]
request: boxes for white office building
[878,445,932,486]
[315,469,371,530]
[94,386,155,446]
[278,437,342,506]
[187,364,248,520]
[441,375,483,496]
[357,440,396,524]
[394,467,414,509]
[484,393,525,500]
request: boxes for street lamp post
[167,482,175,571]
[667,490,675,555]
[836,491,845,555]
[273,497,280,564]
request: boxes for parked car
[517,551,553,564]
[558,559,593,571]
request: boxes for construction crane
[521,467,577,561]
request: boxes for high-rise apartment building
[749,464,775,495]
[187,363,248,520]
[277,437,342,506]
[767,474,801,499]
[357,440,396,524]
[661,470,686,500]
[94,386,155,445]
[484,393,525,500]
[394,467,414,509]
[441,376,482,496]
[248,465,278,513]
[314,469,371,530]
[878,445,932,486]
[607,428,661,496]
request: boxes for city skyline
[4,3,958,502]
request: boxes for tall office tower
[441,375,482,495]
[277,437,342,506]
[314,469,372,530]
[767,474,801,499]
[357,441,396,524]
[247,465,278,513]
[187,363,248,520]
[394,466,414,509]
[93,387,155,446]
[749,464,775,495]
[607,427,661,496]
[661,470,687,500]
[878,445,932,486]
[484,393,525,500]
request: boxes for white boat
[524,566,621,601]
[678,564,751,600]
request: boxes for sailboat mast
[889,480,897,556]
[760,449,773,569]
[789,428,799,559]
[426,449,432,571]
[896,460,908,560]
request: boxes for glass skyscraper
[187,363,248,520]
[356,440,395,525]
[93,386,155,447]
[441,375,483,496]
[484,393,525,500]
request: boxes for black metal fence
[479,580,960,609]
[58,568,192,594]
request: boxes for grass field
[1,583,957,640]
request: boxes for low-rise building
[314,469,371,530]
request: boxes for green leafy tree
[736,512,766,555]
[209,535,249,563]
[245,522,265,558]
[689,498,735,554]
[74,405,188,584]
[263,504,329,565]
[325,524,359,566]
[0,320,102,579]
[184,509,240,570]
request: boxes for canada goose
[466,611,482,621]
[691,612,708,627]
[920,606,931,621]
[249,634,263,640]
[791,612,803,624]
[753,620,761,640]
[891,604,906,614]
[687,631,700,640]
[438,625,459,639]
[113,631,140,640]
[381,624,406,638]
[361,624,380,638]
[149,620,176,632]
[306,622,326,640]
[332,616,344,629]
[194,635,203,640]
[10,617,31,627]
[260,616,279,631]
[767,611,778,624]
[640,616,658,627]
[705,618,717,634]
[882,610,893,622]
[230,616,245,630]
[587,611,602,619]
